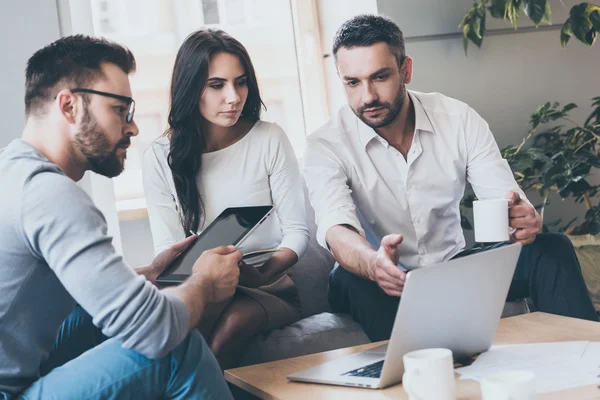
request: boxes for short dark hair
[332,14,405,67]
[25,34,136,117]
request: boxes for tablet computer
[156,205,273,285]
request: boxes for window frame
[61,0,330,222]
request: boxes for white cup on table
[480,370,537,400]
[473,199,510,243]
[402,348,456,400]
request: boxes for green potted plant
[506,99,599,234]
[462,98,600,236]
[459,0,600,313]
[460,0,600,54]
[461,99,600,312]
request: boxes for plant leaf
[562,103,578,114]
[469,6,487,45]
[524,0,549,26]
[461,3,481,55]
[541,1,552,25]
[479,6,487,39]
[463,24,471,55]
[471,14,483,40]
[490,0,509,18]
[585,29,597,46]
[560,18,573,47]
[460,6,473,28]
[588,220,600,235]
[590,8,600,30]
[507,0,524,29]
[570,3,595,46]
[462,3,487,51]
[585,96,600,125]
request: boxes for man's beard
[352,84,406,129]
[74,108,129,178]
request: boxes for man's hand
[507,191,540,245]
[238,261,269,288]
[140,235,198,282]
[162,245,242,329]
[371,234,406,297]
[191,245,242,303]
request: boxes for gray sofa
[239,187,530,367]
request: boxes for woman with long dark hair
[142,29,309,368]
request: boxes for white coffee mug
[402,348,456,400]
[480,370,537,400]
[473,199,510,243]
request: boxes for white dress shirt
[143,120,309,259]
[303,90,527,269]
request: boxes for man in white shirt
[303,14,598,342]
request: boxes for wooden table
[225,313,600,399]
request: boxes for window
[99,1,109,12]
[223,0,245,25]
[93,0,116,34]
[88,0,328,220]
[201,0,220,25]
[201,0,252,26]
[99,17,115,33]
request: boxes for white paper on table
[581,341,600,367]
[455,341,600,393]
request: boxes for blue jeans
[2,306,232,400]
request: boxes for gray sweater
[0,140,189,394]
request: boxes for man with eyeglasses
[0,35,239,399]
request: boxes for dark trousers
[328,233,598,342]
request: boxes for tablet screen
[157,206,273,282]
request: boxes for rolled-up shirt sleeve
[464,106,530,204]
[303,137,364,250]
[22,173,189,359]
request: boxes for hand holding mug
[506,191,540,246]
[473,191,540,245]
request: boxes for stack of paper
[455,341,600,393]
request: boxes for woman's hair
[165,29,264,234]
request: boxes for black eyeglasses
[71,88,136,123]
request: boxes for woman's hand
[238,261,270,288]
[136,235,198,283]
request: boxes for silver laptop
[287,243,522,389]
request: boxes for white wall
[120,218,154,266]
[316,0,378,113]
[378,0,575,37]
[0,1,61,146]
[378,0,600,238]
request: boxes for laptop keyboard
[341,360,384,378]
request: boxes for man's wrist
[134,265,154,281]
[364,250,378,281]
[186,273,214,302]
[163,278,209,327]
